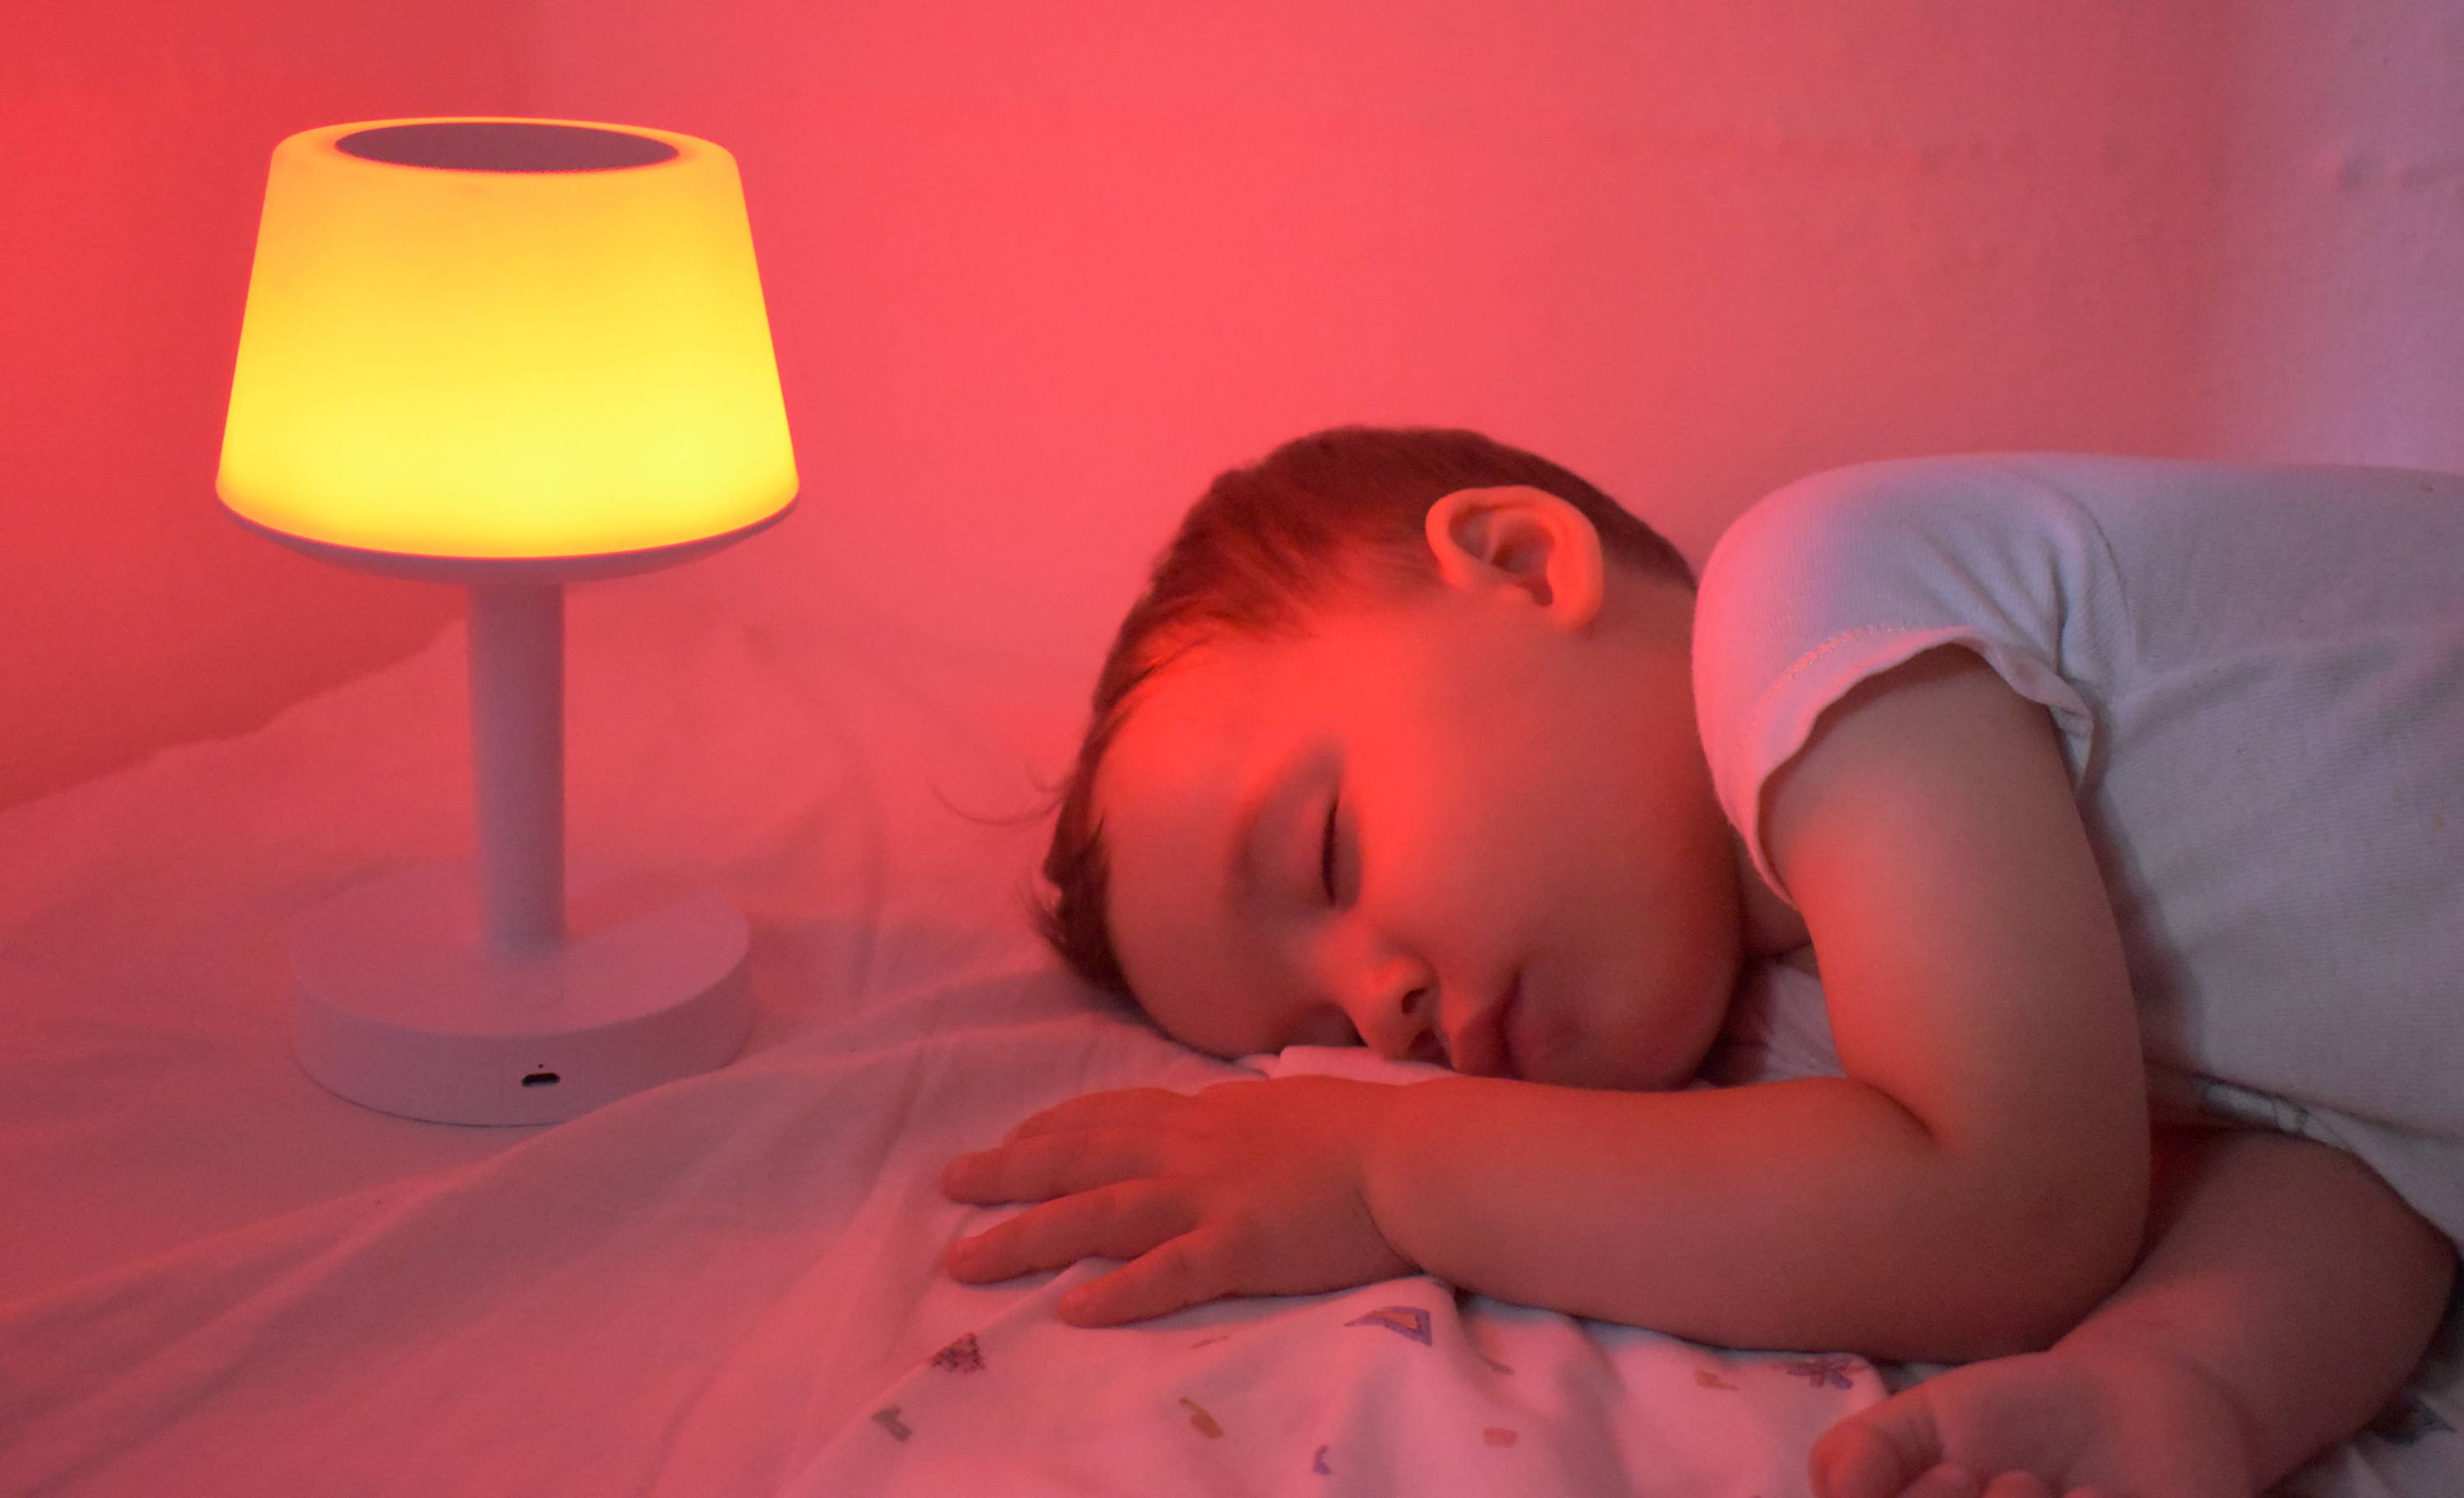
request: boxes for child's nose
[1356,981,1446,1065]
[1400,1003,1449,1066]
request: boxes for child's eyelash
[1320,794,1341,903]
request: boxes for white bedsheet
[0,570,2453,1495]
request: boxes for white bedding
[0,567,2453,1495]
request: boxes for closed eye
[1319,793,1341,903]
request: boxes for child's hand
[1809,1342,2255,1498]
[939,1076,1418,1325]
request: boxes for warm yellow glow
[218,117,798,558]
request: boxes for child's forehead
[1095,641,1357,857]
[1122,622,1398,743]
[1141,628,1331,709]
[1119,593,1570,754]
[1107,646,1293,788]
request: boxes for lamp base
[287,861,751,1125]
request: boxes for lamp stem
[467,581,567,953]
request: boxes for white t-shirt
[1691,452,2464,1246]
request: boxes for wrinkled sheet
[0,569,2453,1495]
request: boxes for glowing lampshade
[218,119,799,1126]
[219,117,796,563]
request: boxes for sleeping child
[940,426,2463,1496]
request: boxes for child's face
[1094,526,1749,1091]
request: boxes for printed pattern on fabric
[802,1272,1880,1496]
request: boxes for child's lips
[1455,973,1525,1079]
[1497,973,1530,1080]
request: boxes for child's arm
[1358,646,2149,1359]
[1812,1124,2458,1496]
[2062,1125,2455,1487]
[950,648,2147,1361]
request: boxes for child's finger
[943,1179,1195,1284]
[1055,1229,1233,1326]
[1809,1394,1947,1498]
[940,1125,1165,1204]
[1903,1464,1984,1498]
[1004,1086,1189,1141]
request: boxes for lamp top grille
[335,121,679,173]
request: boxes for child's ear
[1423,485,1606,628]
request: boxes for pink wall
[2197,3,2464,471]
[2,2,540,812]
[530,0,2231,670]
[4,2,2456,813]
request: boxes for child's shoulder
[1701,453,2113,597]
[1694,448,2464,670]
[1707,451,2464,594]
[1689,455,2117,692]
[1685,456,2124,855]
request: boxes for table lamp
[216,117,798,1125]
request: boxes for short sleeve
[1690,456,2120,907]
